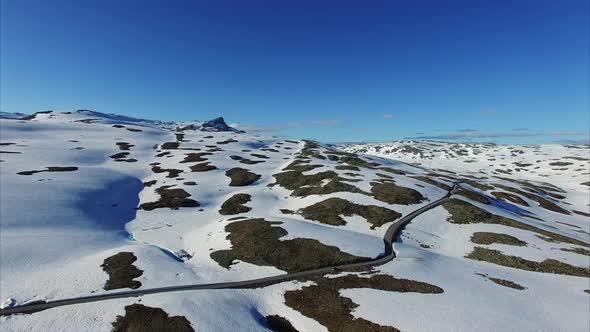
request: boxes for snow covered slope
[1,114,588,331]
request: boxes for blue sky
[1,0,588,143]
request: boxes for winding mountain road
[0,183,460,316]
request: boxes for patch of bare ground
[370,182,425,205]
[183,181,197,186]
[219,193,252,215]
[493,184,570,215]
[112,303,194,332]
[339,156,380,169]
[160,142,180,150]
[471,232,527,246]
[476,273,526,290]
[143,180,157,187]
[249,153,269,159]
[442,199,588,247]
[240,159,266,165]
[299,197,400,229]
[139,186,200,210]
[491,191,529,206]
[549,161,573,166]
[581,181,590,187]
[454,188,490,204]
[561,247,590,256]
[151,165,183,178]
[189,162,217,172]
[126,127,142,132]
[410,176,451,191]
[17,166,78,175]
[175,133,188,142]
[466,247,590,278]
[335,165,360,171]
[225,167,261,186]
[265,315,299,332]
[573,210,590,217]
[216,139,238,144]
[210,218,367,272]
[101,252,143,290]
[116,142,134,151]
[110,152,137,163]
[180,152,212,163]
[156,151,170,157]
[284,274,443,332]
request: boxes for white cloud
[382,114,393,119]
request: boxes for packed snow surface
[1,112,588,331]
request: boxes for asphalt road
[0,183,459,316]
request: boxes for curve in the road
[0,184,460,316]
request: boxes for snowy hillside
[1,112,589,332]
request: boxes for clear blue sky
[1,0,588,143]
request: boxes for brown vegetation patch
[493,184,570,215]
[180,152,212,163]
[139,186,200,210]
[410,176,451,191]
[219,193,252,215]
[491,191,529,206]
[466,247,590,278]
[156,151,170,157]
[379,167,408,176]
[112,303,194,332]
[225,167,261,186]
[573,210,590,217]
[284,274,443,332]
[210,218,367,272]
[340,156,380,169]
[549,161,573,166]
[561,247,590,256]
[335,165,360,171]
[116,142,134,150]
[471,232,527,246]
[299,197,401,229]
[371,182,425,205]
[143,180,157,187]
[442,199,588,247]
[217,139,238,144]
[489,277,526,290]
[151,166,183,178]
[476,273,526,290]
[250,153,270,159]
[455,189,490,204]
[240,159,266,165]
[111,152,130,159]
[17,166,78,176]
[161,142,180,150]
[101,252,143,290]
[189,162,217,172]
[265,315,299,332]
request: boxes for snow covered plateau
[1,110,588,331]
